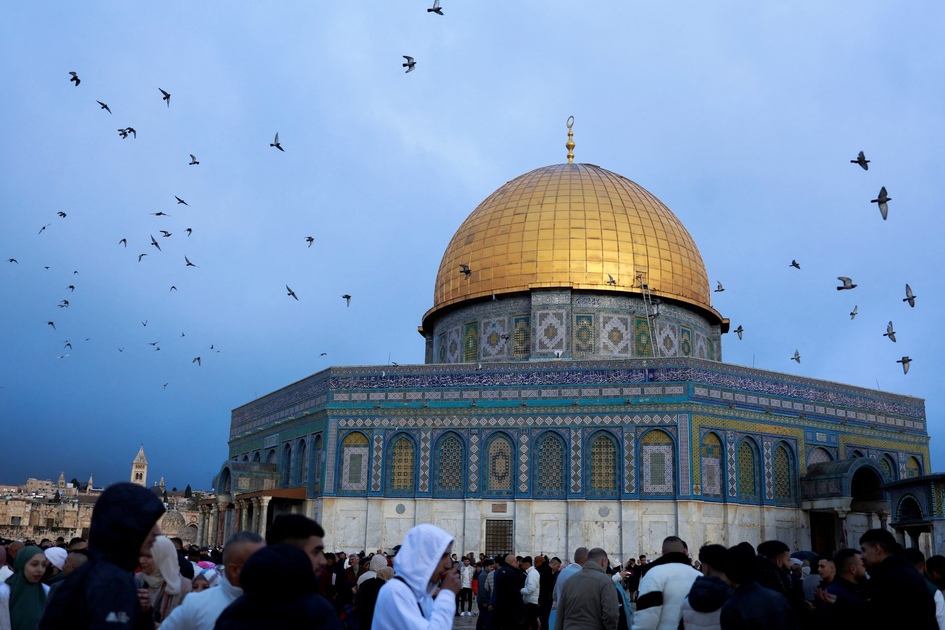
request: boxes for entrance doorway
[809,512,836,556]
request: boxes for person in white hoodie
[372,524,460,629]
[632,537,701,630]
[159,531,264,630]
[520,556,540,630]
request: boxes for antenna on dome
[566,116,575,164]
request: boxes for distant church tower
[131,445,148,487]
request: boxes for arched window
[485,433,514,495]
[340,432,370,492]
[906,457,922,478]
[388,435,416,492]
[252,451,261,463]
[297,440,308,487]
[435,433,464,496]
[266,449,276,465]
[851,450,865,459]
[588,433,618,495]
[641,430,675,495]
[879,454,896,481]
[737,439,760,500]
[313,434,323,491]
[536,433,566,495]
[281,444,293,487]
[807,447,832,466]
[773,443,794,502]
[701,433,723,497]
[242,454,249,462]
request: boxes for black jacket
[687,575,734,614]
[720,581,797,630]
[864,554,937,630]
[39,482,166,630]
[491,564,525,629]
[214,544,341,629]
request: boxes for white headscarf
[143,536,182,596]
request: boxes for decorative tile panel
[574,314,594,355]
[634,317,654,358]
[535,310,567,353]
[624,430,635,493]
[512,316,530,357]
[678,414,690,494]
[570,428,582,493]
[656,321,679,358]
[727,431,737,498]
[763,438,773,500]
[600,315,632,356]
[481,318,509,360]
[418,430,431,493]
[680,327,692,357]
[372,434,384,492]
[463,322,479,362]
[519,433,530,492]
[469,433,480,492]
[446,327,461,364]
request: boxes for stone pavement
[453,611,479,629]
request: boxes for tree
[172,487,178,492]
[70,477,80,488]
[184,484,192,498]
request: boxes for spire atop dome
[566,115,575,164]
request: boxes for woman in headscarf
[0,545,50,630]
[190,566,220,593]
[134,536,192,625]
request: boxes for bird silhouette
[193,357,201,366]
[734,325,744,340]
[286,285,298,300]
[96,100,112,114]
[850,305,858,320]
[170,286,177,292]
[47,321,56,330]
[148,341,160,347]
[69,72,80,86]
[58,300,69,308]
[897,356,912,374]
[7,259,17,264]
[836,277,857,291]
[871,186,891,220]
[188,154,199,165]
[403,56,416,73]
[118,348,124,353]
[789,260,800,269]
[117,128,127,139]
[160,230,171,238]
[428,0,444,14]
[884,321,896,342]
[150,235,161,251]
[151,212,170,217]
[64,342,72,350]
[38,224,50,235]
[791,350,801,363]
[57,212,66,218]
[119,238,127,247]
[607,274,617,285]
[185,228,192,236]
[159,88,171,107]
[342,294,351,307]
[125,127,136,138]
[142,320,148,327]
[459,264,471,278]
[320,352,327,356]
[175,196,188,205]
[903,284,916,308]
[270,133,284,151]
[138,253,147,262]
[305,236,314,248]
[163,383,168,389]
[714,281,724,292]
[851,151,869,170]
[184,256,197,267]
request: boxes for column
[835,508,850,548]
[209,504,218,547]
[196,506,206,546]
[877,509,889,531]
[251,498,261,533]
[238,499,249,532]
[258,496,272,540]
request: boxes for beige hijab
[142,536,182,596]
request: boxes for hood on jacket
[687,575,734,613]
[240,544,318,600]
[369,553,389,572]
[89,482,166,571]
[393,524,454,596]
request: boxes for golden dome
[424,163,722,327]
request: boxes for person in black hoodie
[719,542,796,630]
[679,544,734,630]
[858,528,937,630]
[214,543,341,629]
[38,482,165,630]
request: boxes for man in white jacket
[520,556,540,630]
[159,531,264,630]
[373,524,461,629]
[632,537,701,630]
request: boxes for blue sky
[1,2,943,490]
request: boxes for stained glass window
[641,430,674,495]
[907,457,921,478]
[701,433,722,497]
[537,433,565,493]
[390,436,415,491]
[341,432,370,492]
[880,455,895,481]
[773,444,793,501]
[737,440,758,498]
[436,434,464,494]
[487,435,513,493]
[589,434,617,493]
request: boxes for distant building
[131,444,148,487]
[208,129,932,559]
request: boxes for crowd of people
[1,482,943,629]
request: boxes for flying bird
[286,285,298,300]
[714,281,724,293]
[903,284,916,308]
[7,259,17,264]
[138,253,147,262]
[150,235,161,251]
[189,154,199,165]
[148,341,160,346]
[789,260,800,269]
[850,305,858,320]
[836,277,857,291]
[47,321,56,330]
[883,321,896,343]
[871,186,891,220]
[305,236,314,248]
[342,294,351,307]
[185,228,192,236]
[734,325,744,340]
[175,196,188,205]
[125,127,136,138]
[320,352,327,357]
[57,212,66,218]
[897,356,912,374]
[58,300,69,308]
[119,238,127,247]
[459,264,471,278]
[69,72,80,86]
[159,88,171,107]
[151,212,170,217]
[607,274,617,285]
[96,100,112,114]
[160,230,171,238]
[64,342,72,350]
[184,256,197,267]
[142,320,148,327]
[270,133,284,151]
[170,286,177,292]
[851,151,870,170]
[193,357,201,366]
[38,224,50,234]
[118,348,124,353]
[791,350,801,363]
[163,383,168,389]
[403,56,416,73]
[428,0,443,14]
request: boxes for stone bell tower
[131,444,148,487]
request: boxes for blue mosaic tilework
[512,317,530,357]
[574,314,594,355]
[571,428,582,493]
[469,433,480,492]
[372,434,383,492]
[678,413,690,494]
[463,322,479,362]
[624,430,635,493]
[325,425,337,493]
[536,310,568,354]
[763,438,773,500]
[727,431,737,498]
[657,321,679,357]
[481,318,509,360]
[519,433,530,492]
[435,433,464,494]
[634,317,653,358]
[536,432,566,494]
[680,327,692,357]
[601,315,632,356]
[419,431,431,493]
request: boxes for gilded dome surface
[426,163,719,326]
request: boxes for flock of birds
[717,151,916,374]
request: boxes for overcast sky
[2,2,943,490]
